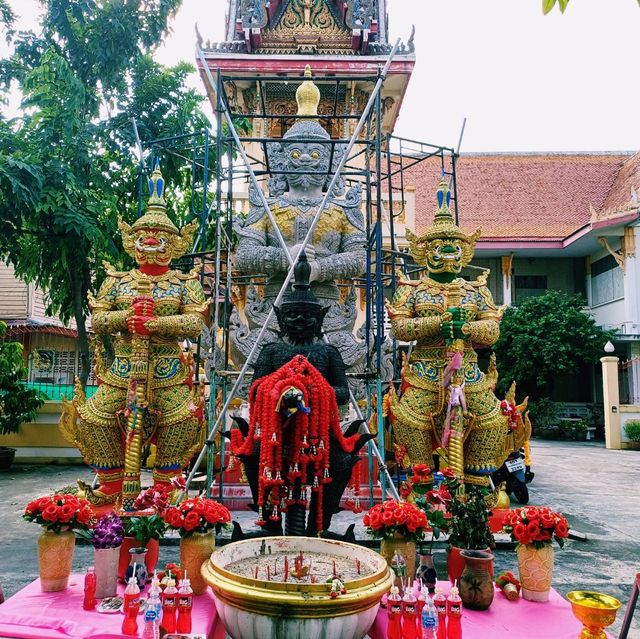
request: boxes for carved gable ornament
[261,0,354,54]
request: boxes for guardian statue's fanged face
[284,140,330,190]
[118,164,197,266]
[406,178,480,279]
[132,228,175,267]
[424,237,466,275]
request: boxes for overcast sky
[6,0,640,153]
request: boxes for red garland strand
[230,356,359,532]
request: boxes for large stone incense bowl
[202,535,392,639]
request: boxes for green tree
[543,0,640,13]
[493,290,614,399]
[0,322,44,435]
[0,1,210,386]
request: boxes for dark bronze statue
[228,253,373,539]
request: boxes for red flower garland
[230,356,359,533]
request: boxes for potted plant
[432,469,495,587]
[503,506,569,602]
[623,420,640,450]
[0,321,44,470]
[163,496,232,595]
[90,513,124,597]
[363,499,429,588]
[23,493,95,591]
[117,486,169,581]
[406,464,449,593]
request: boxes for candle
[284,556,289,582]
[273,559,278,576]
[267,565,271,581]
[253,566,259,579]
[356,559,361,575]
[332,560,337,578]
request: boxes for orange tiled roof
[407,153,636,240]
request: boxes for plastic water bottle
[142,574,162,639]
[421,594,438,639]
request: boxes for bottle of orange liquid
[176,575,194,633]
[121,575,141,636]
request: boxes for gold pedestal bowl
[566,591,621,639]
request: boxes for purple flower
[92,513,124,549]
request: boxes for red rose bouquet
[363,499,429,542]
[162,497,231,538]
[503,506,570,548]
[24,493,96,533]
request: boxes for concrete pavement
[0,439,638,637]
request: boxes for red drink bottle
[401,588,418,639]
[433,587,447,639]
[446,586,462,639]
[176,576,194,633]
[387,586,403,639]
[82,567,96,611]
[160,577,178,634]
[121,576,141,636]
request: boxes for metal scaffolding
[132,44,460,509]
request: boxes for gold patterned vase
[38,529,75,592]
[180,531,215,595]
[517,543,554,602]
[379,534,416,589]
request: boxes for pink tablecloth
[369,581,610,639]
[0,575,224,639]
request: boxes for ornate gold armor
[387,178,510,486]
[60,166,210,505]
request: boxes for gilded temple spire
[296,65,321,118]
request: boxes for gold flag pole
[121,276,154,512]
[443,281,466,480]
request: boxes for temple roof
[408,152,639,242]
[205,0,405,55]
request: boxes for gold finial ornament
[130,163,179,235]
[296,64,320,117]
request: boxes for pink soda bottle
[121,575,141,636]
[433,587,447,639]
[401,587,419,639]
[175,576,194,633]
[160,577,178,634]
[446,586,462,639]
[387,586,403,639]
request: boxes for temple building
[197,0,415,139]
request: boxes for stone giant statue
[232,65,367,375]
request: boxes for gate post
[600,355,621,450]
